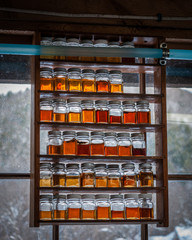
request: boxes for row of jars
[40,99,151,124]
[40,68,126,93]
[40,37,135,63]
[40,193,154,221]
[47,131,146,156]
[40,162,154,188]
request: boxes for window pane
[0,180,51,239]
[149,181,192,239]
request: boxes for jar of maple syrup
[96,194,110,220]
[40,67,54,91]
[40,163,52,187]
[139,163,154,187]
[52,163,65,187]
[95,164,108,188]
[117,133,132,156]
[90,131,105,156]
[81,100,95,123]
[122,101,136,124]
[66,164,80,187]
[79,40,95,62]
[53,68,67,91]
[131,133,146,156]
[95,100,109,124]
[53,100,67,122]
[53,194,67,220]
[109,70,123,93]
[124,194,140,219]
[40,99,53,122]
[110,195,125,220]
[40,194,53,220]
[81,163,95,187]
[62,131,77,155]
[76,132,90,156]
[107,164,121,188]
[122,163,137,187]
[96,69,109,92]
[67,194,81,220]
[82,69,96,92]
[68,68,82,92]
[47,131,62,155]
[67,99,81,123]
[109,101,122,124]
[104,132,118,156]
[81,194,96,220]
[136,101,151,124]
[139,194,154,219]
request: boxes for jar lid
[95,100,108,105]
[122,163,135,169]
[94,39,108,46]
[108,164,119,169]
[81,40,93,46]
[121,41,135,48]
[91,131,104,137]
[82,69,95,74]
[81,100,94,105]
[104,132,117,137]
[40,194,53,200]
[138,194,152,199]
[40,67,52,72]
[117,133,131,138]
[48,131,61,137]
[67,194,81,199]
[109,100,121,105]
[122,101,135,106]
[76,132,89,137]
[110,194,123,200]
[81,163,94,169]
[67,98,81,104]
[95,194,109,199]
[108,41,120,47]
[54,67,67,72]
[136,101,149,105]
[66,163,79,169]
[40,99,53,104]
[81,194,95,200]
[124,193,138,199]
[53,194,66,200]
[95,164,107,169]
[139,163,152,168]
[109,70,122,75]
[68,68,81,73]
[40,163,52,168]
[66,38,80,44]
[96,69,109,74]
[53,99,66,105]
[52,163,65,170]
[53,38,66,42]
[131,133,144,139]
[63,131,76,136]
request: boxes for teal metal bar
[169,49,192,60]
[0,44,40,55]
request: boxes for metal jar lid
[81,163,94,169]
[124,193,138,199]
[67,98,81,104]
[81,40,93,46]
[67,194,81,199]
[63,131,76,136]
[122,163,135,169]
[121,41,135,48]
[95,194,109,199]
[81,100,94,105]
[95,164,107,169]
[82,69,95,74]
[54,67,67,73]
[68,68,81,73]
[109,70,122,75]
[117,133,131,138]
[66,163,79,169]
[108,164,119,169]
[81,194,95,200]
[108,41,120,47]
[40,67,52,72]
[95,100,108,105]
[138,194,152,199]
[109,100,121,106]
[48,131,61,137]
[91,131,104,137]
[104,132,117,137]
[122,101,135,106]
[110,194,123,200]
[94,39,108,46]
[96,69,109,74]
[76,132,89,137]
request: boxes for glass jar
[47,131,62,155]
[53,194,67,220]
[122,163,137,187]
[95,100,109,124]
[66,38,80,61]
[108,164,121,188]
[67,194,81,220]
[53,68,67,91]
[90,131,105,156]
[110,195,125,219]
[67,99,81,123]
[66,164,80,187]
[95,164,108,187]
[81,194,96,220]
[109,100,122,124]
[124,194,140,219]
[81,163,95,187]
[53,100,67,122]
[68,68,82,92]
[131,133,146,156]
[109,70,123,93]
[121,41,135,64]
[39,194,53,220]
[40,37,53,60]
[117,133,132,156]
[122,101,136,124]
[80,40,95,61]
[96,194,110,220]
[139,163,154,187]
[40,163,52,187]
[40,67,54,91]
[40,99,53,122]
[104,132,118,156]
[62,131,77,155]
[76,132,90,156]
[52,38,66,60]
[139,194,154,219]
[52,163,65,187]
[81,100,95,123]
[96,69,109,92]
[108,41,121,63]
[82,69,96,92]
[136,101,151,124]
[94,39,108,62]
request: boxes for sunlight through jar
[90,132,105,156]
[53,68,67,91]
[104,132,118,156]
[139,163,154,187]
[96,194,110,220]
[66,164,80,187]
[53,100,67,122]
[80,40,95,62]
[52,163,65,187]
[94,39,108,62]
[95,100,109,124]
[117,133,132,156]
[109,100,122,124]
[65,38,80,61]
[132,133,146,156]
[76,132,90,156]
[62,131,77,155]
[110,195,125,220]
[136,101,151,124]
[81,163,95,188]
[107,41,121,63]
[40,67,54,91]
[108,165,121,188]
[139,194,154,219]
[95,164,108,187]
[52,38,66,60]
[53,194,67,220]
[109,70,123,93]
[40,99,53,122]
[67,194,81,220]
[47,131,62,155]
[96,69,109,92]
[67,99,81,123]
[122,163,137,187]
[122,101,136,124]
[40,163,52,187]
[124,194,140,219]
[82,69,96,92]
[40,194,53,220]
[68,68,82,92]
[81,195,96,220]
[81,100,95,123]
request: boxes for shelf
[39,187,164,193]
[39,91,162,103]
[39,219,163,225]
[39,155,163,163]
[39,122,164,132]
